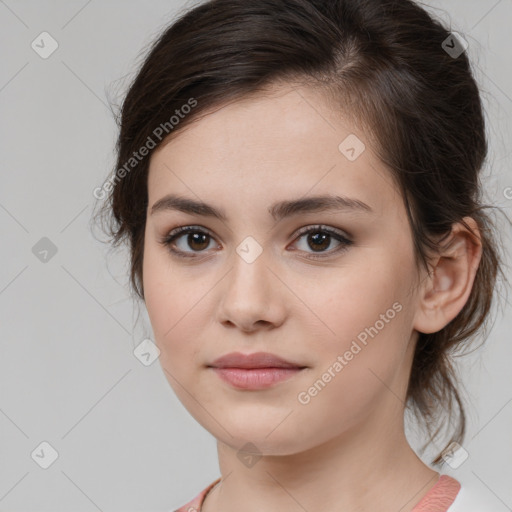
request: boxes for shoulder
[447,475,506,512]
[172,477,221,512]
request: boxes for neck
[204,412,439,512]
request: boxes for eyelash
[159,224,353,261]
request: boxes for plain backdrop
[0,1,511,511]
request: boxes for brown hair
[93,0,509,465]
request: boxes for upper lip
[208,351,306,369]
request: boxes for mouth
[207,352,307,390]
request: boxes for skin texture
[142,82,482,512]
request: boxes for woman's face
[143,82,424,455]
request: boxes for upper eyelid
[295,224,351,238]
[166,224,351,239]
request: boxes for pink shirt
[174,474,461,512]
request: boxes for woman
[95,0,507,510]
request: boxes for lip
[211,367,304,390]
[208,351,305,369]
[207,352,307,390]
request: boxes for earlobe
[413,218,482,335]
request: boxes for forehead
[147,83,398,218]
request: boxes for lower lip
[210,367,304,390]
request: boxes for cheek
[142,244,213,373]
[308,256,411,344]
[290,270,415,443]
[143,245,185,357]
[297,246,417,408]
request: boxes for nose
[216,244,286,333]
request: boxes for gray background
[0,1,511,510]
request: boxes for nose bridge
[229,234,271,296]
[217,234,283,329]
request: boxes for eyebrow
[149,193,373,221]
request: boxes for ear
[413,217,483,335]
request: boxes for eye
[159,225,218,258]
[159,224,353,260]
[290,224,353,260]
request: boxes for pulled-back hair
[93,0,508,465]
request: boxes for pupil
[309,232,329,251]
[189,233,209,250]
